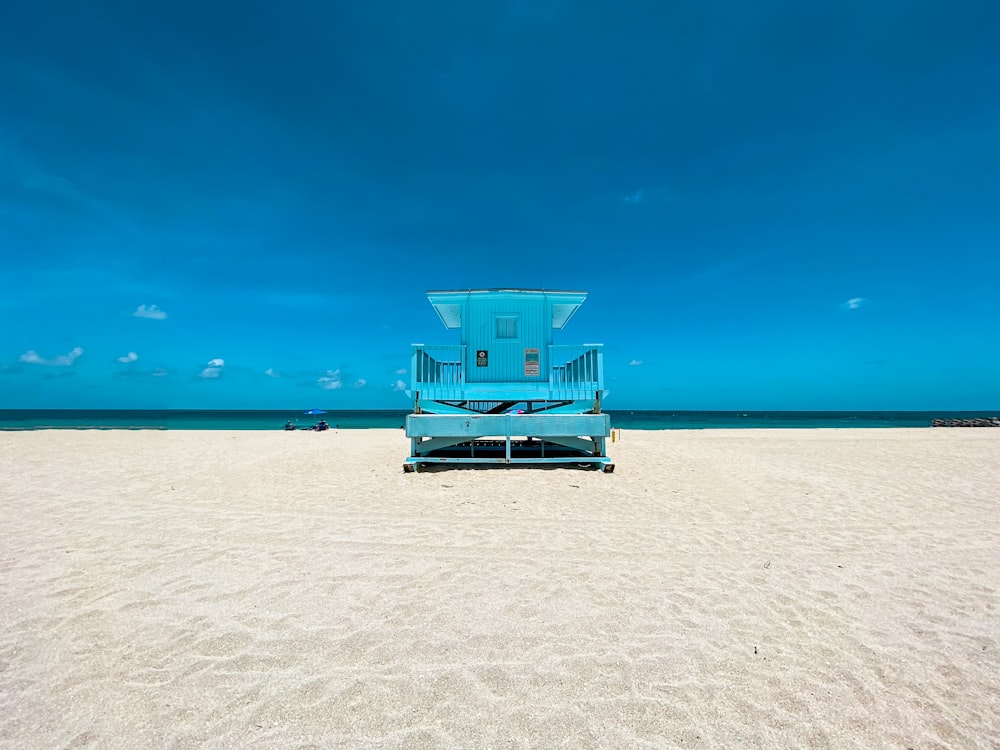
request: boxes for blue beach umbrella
[303,408,327,415]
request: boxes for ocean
[0,410,995,431]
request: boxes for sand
[1,428,998,749]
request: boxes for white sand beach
[1,428,998,749]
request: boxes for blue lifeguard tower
[403,289,614,472]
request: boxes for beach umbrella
[303,408,327,415]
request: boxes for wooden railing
[411,345,465,400]
[549,344,604,400]
[410,343,603,402]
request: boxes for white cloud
[395,368,407,375]
[117,351,138,363]
[318,370,343,390]
[18,347,84,366]
[629,359,643,366]
[841,297,866,310]
[264,368,280,378]
[392,379,407,392]
[152,368,168,377]
[318,369,366,390]
[199,357,225,378]
[134,304,168,319]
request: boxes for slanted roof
[426,289,588,330]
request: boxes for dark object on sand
[931,417,999,427]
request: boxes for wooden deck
[409,343,606,402]
[404,412,614,471]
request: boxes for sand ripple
[1,429,998,748]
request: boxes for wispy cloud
[318,370,343,390]
[688,257,757,282]
[117,351,138,363]
[395,368,407,375]
[392,379,407,392]
[23,172,82,200]
[134,304,168,319]
[118,365,173,380]
[318,369,366,390]
[18,347,84,366]
[841,297,867,310]
[264,367,280,378]
[200,357,224,378]
[629,359,643,366]
[621,188,672,206]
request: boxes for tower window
[496,316,518,339]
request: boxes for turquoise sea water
[1,410,996,431]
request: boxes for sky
[1,1,998,411]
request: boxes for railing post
[410,345,420,393]
[548,345,555,399]
[595,344,605,393]
[459,345,466,400]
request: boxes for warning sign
[476,349,489,367]
[524,348,540,376]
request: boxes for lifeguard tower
[403,289,614,472]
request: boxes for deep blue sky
[2,1,998,410]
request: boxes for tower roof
[425,289,587,330]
